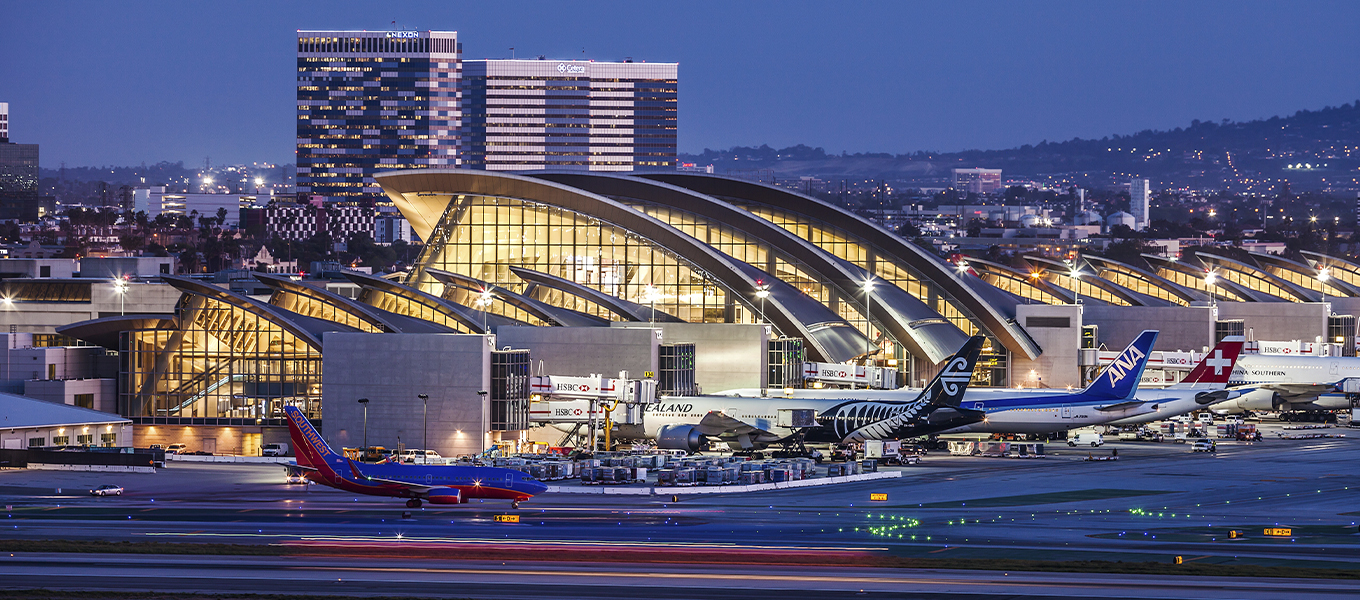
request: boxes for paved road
[1,426,1358,598]
[2,553,1357,599]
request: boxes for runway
[2,428,1358,598]
[2,552,1357,599]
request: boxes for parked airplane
[625,336,988,452]
[1101,337,1246,427]
[283,406,547,509]
[711,331,1161,437]
[1210,353,1360,414]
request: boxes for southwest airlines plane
[284,406,547,509]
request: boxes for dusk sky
[3,0,1358,167]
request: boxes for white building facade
[460,59,678,171]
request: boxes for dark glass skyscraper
[0,102,43,221]
[295,30,462,202]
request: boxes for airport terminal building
[52,171,1360,455]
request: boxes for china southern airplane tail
[1079,330,1158,401]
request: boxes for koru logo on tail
[937,356,973,396]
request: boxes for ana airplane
[1210,352,1360,414]
[284,406,547,509]
[624,336,988,452]
[712,330,1161,437]
[1101,337,1246,427]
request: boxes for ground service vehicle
[1068,433,1104,447]
[284,406,546,509]
[262,442,289,457]
[89,484,123,496]
[164,443,187,455]
[400,449,444,464]
[1192,439,1216,453]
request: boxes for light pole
[863,276,875,364]
[644,284,661,323]
[113,277,128,316]
[417,393,428,459]
[1068,267,1083,305]
[754,283,770,323]
[475,289,495,333]
[1204,271,1219,309]
[1319,268,1331,311]
[357,398,369,452]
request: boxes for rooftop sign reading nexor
[557,63,587,74]
[386,31,419,39]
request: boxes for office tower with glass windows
[460,59,678,171]
[295,30,462,202]
[1130,177,1150,230]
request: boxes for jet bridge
[800,362,900,389]
[528,372,659,450]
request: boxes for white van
[261,442,290,457]
[400,449,443,464]
[1067,433,1104,447]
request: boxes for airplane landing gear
[406,498,422,509]
[512,500,521,509]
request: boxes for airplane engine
[656,424,706,453]
[426,489,465,505]
[1217,388,1283,413]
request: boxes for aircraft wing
[359,475,437,495]
[287,464,319,472]
[1257,382,1338,402]
[1095,399,1153,412]
[695,411,770,437]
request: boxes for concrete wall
[1215,302,1329,345]
[133,424,290,455]
[0,281,180,333]
[613,322,769,393]
[1,422,133,449]
[24,378,117,413]
[1012,304,1082,389]
[79,257,176,279]
[496,326,658,379]
[1082,305,1216,353]
[322,333,491,457]
[0,259,76,278]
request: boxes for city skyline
[2,1,1357,167]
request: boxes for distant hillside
[681,102,1360,191]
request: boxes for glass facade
[296,31,461,202]
[406,195,736,325]
[120,294,322,423]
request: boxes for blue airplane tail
[1080,330,1157,400]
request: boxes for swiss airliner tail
[1174,336,1244,388]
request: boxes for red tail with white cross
[1181,338,1244,385]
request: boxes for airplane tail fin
[1175,336,1244,387]
[921,335,986,407]
[283,406,341,475]
[1080,330,1158,400]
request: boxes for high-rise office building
[1130,177,1150,230]
[952,168,1002,194]
[0,103,44,221]
[460,59,678,171]
[295,30,462,203]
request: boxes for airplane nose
[531,480,549,495]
